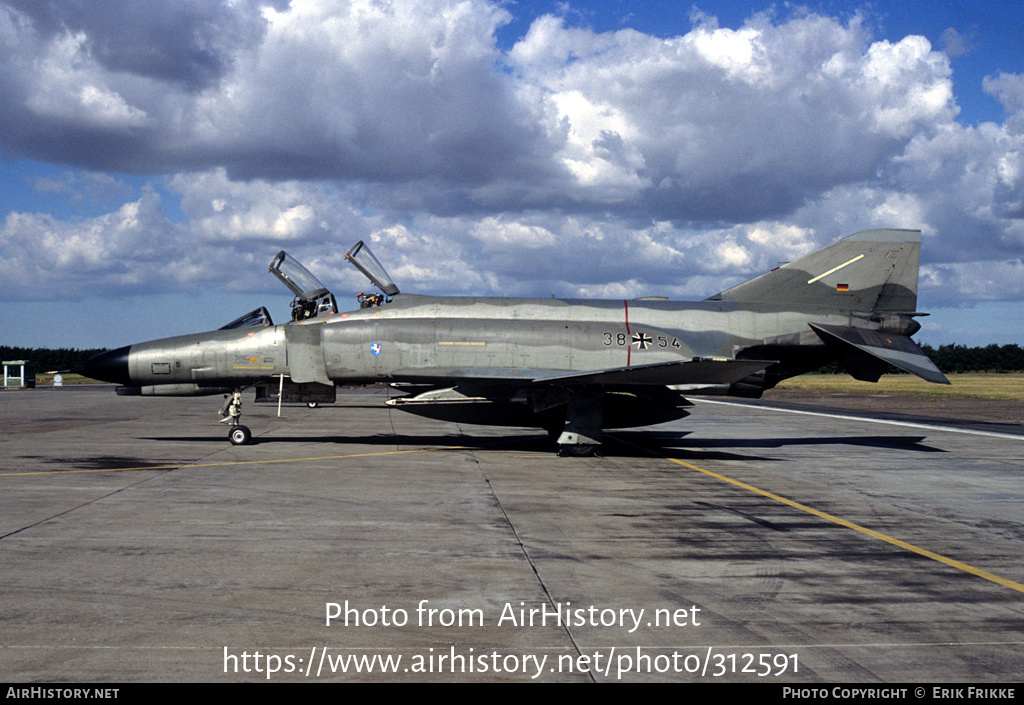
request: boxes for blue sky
[0,0,1022,349]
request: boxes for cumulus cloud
[504,11,959,221]
[4,0,274,89]
[940,26,975,58]
[0,0,1022,323]
[0,191,186,297]
[0,3,959,211]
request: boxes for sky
[0,0,1022,349]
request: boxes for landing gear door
[345,241,400,296]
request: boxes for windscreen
[219,307,273,330]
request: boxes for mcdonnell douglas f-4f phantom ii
[76,229,949,455]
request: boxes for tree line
[3,342,1023,376]
[0,346,109,374]
[799,342,1024,375]
[919,343,1024,374]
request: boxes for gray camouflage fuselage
[124,296,855,385]
[77,229,947,450]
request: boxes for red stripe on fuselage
[623,300,631,366]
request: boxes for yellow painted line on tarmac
[666,455,1024,596]
[0,446,462,477]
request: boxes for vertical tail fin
[707,229,921,312]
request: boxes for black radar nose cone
[74,346,132,385]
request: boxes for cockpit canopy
[269,251,337,320]
[345,241,400,296]
[268,243,401,320]
[269,251,330,300]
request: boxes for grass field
[14,372,97,387]
[775,373,1024,401]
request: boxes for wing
[387,357,775,387]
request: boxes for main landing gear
[219,388,253,445]
[554,388,604,457]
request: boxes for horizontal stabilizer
[533,358,776,386]
[809,323,950,385]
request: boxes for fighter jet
[76,229,948,455]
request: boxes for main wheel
[229,425,252,445]
[557,444,600,457]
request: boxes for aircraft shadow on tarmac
[611,430,944,461]
[139,429,943,460]
[25,455,180,472]
[144,433,552,450]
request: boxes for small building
[3,360,36,389]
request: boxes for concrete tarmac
[1,385,1022,682]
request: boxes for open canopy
[345,241,400,296]
[268,251,337,320]
[269,251,330,300]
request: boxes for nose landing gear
[219,389,253,445]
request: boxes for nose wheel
[229,425,252,445]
